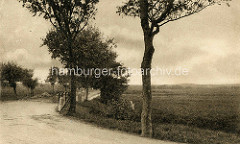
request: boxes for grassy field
[75,84,240,144]
[125,85,240,133]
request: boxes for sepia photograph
[0,0,239,143]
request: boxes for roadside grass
[74,85,240,144]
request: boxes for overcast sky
[0,0,240,85]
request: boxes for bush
[109,98,136,120]
[98,76,128,103]
[80,97,136,120]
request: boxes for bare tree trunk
[68,74,76,115]
[138,0,155,137]
[64,85,67,92]
[28,88,31,96]
[67,36,77,115]
[0,69,1,100]
[10,82,17,96]
[13,85,17,96]
[141,33,154,137]
[52,84,55,94]
[85,87,89,101]
[31,88,34,96]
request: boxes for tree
[73,27,122,102]
[43,27,129,103]
[22,78,38,95]
[1,62,31,96]
[19,0,99,115]
[117,0,231,137]
[46,67,58,93]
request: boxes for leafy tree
[22,78,38,96]
[117,0,231,137]
[73,27,121,102]
[46,67,58,93]
[1,62,31,95]
[19,0,99,115]
[43,27,129,103]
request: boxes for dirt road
[0,100,178,144]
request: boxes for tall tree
[19,0,99,115]
[117,0,230,137]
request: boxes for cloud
[153,46,206,67]
[215,53,240,78]
[2,48,62,69]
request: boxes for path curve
[0,100,179,144]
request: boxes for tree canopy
[20,0,99,38]
[43,27,129,103]
[118,0,230,36]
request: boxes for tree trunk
[52,84,55,94]
[10,82,17,97]
[141,33,154,137]
[67,74,76,115]
[64,85,67,92]
[138,0,155,137]
[30,88,34,96]
[85,87,89,101]
[67,35,77,115]
[13,85,17,96]
[0,81,2,101]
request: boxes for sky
[0,0,240,85]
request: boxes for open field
[75,84,240,144]
[124,85,240,133]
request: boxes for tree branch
[159,2,214,27]
[152,0,174,24]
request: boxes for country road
[0,100,178,144]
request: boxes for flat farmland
[124,85,240,133]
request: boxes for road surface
[0,100,178,144]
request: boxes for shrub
[81,97,137,120]
[109,98,136,120]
